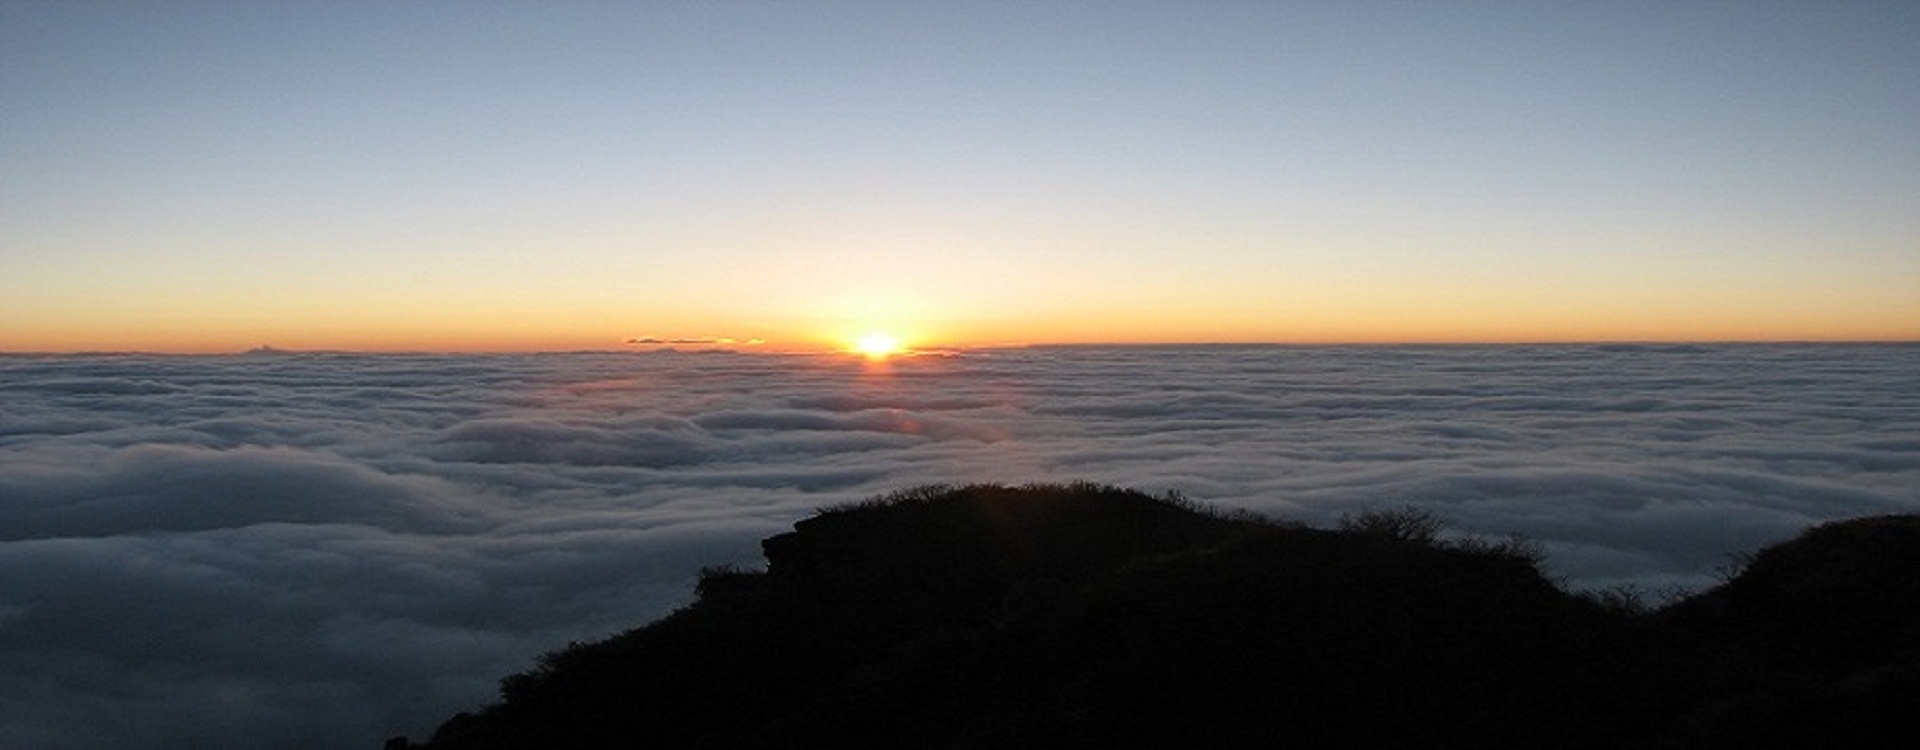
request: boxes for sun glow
[853,331,903,360]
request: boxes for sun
[853,331,903,360]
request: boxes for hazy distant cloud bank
[2,345,1916,748]
[624,336,764,346]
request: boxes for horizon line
[4,337,1917,358]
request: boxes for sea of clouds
[3,344,1916,748]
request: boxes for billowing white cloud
[0,443,485,538]
[1,345,1915,748]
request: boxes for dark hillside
[1640,515,1920,748]
[398,485,1919,750]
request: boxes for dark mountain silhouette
[394,483,1918,749]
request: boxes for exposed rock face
[402,484,1919,749]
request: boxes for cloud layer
[3,345,1916,748]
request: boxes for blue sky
[4,1,1916,350]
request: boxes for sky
[3,344,1916,747]
[3,1,1916,352]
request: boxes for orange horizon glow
[4,284,1918,355]
[7,5,1917,360]
[3,320,1917,356]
